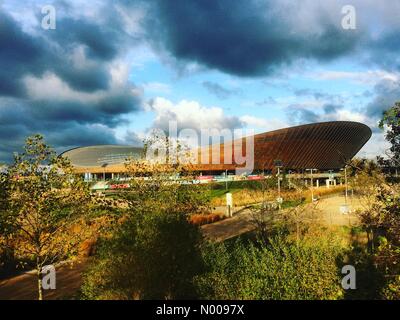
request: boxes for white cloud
[114,3,146,36]
[23,60,141,103]
[240,115,288,131]
[149,97,243,132]
[24,72,95,101]
[323,109,366,123]
[109,61,131,87]
[357,132,390,159]
[309,70,400,85]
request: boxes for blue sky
[1,0,400,161]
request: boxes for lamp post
[339,166,350,219]
[274,160,283,209]
[288,170,293,188]
[225,169,228,191]
[306,168,317,202]
[328,169,333,188]
[101,163,108,181]
[344,166,348,205]
[278,167,281,197]
[261,160,269,208]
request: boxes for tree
[379,101,400,169]
[349,159,386,253]
[0,171,13,277]
[283,200,322,245]
[346,157,400,299]
[81,131,210,299]
[0,134,90,300]
[81,210,205,299]
[122,130,210,216]
[374,184,400,299]
[248,203,279,244]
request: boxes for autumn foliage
[189,213,225,226]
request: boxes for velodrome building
[61,121,371,180]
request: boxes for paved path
[202,194,364,241]
[315,195,363,226]
[0,260,87,300]
[201,207,255,242]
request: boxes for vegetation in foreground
[82,103,400,300]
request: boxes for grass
[210,183,346,207]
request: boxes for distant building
[61,121,371,180]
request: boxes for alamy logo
[341,265,356,290]
[341,5,356,30]
[144,121,255,175]
[41,5,56,30]
[41,265,56,290]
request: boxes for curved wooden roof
[196,121,371,171]
[62,121,371,173]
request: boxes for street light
[339,166,350,219]
[274,160,283,209]
[345,166,348,204]
[278,167,281,198]
[225,169,228,191]
[288,170,293,188]
[340,166,348,205]
[306,168,317,202]
[101,163,108,181]
[261,160,269,208]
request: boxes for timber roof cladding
[195,121,371,171]
[250,121,371,170]
[61,121,371,172]
[60,145,143,168]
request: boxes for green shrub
[81,210,204,300]
[195,236,345,300]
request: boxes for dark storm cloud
[287,107,320,125]
[286,103,344,125]
[202,81,239,99]
[44,15,133,92]
[323,104,343,114]
[0,11,117,95]
[366,79,400,118]
[0,8,143,162]
[366,31,400,72]
[294,89,344,104]
[0,12,44,97]
[52,63,111,93]
[0,98,120,162]
[135,0,400,81]
[144,0,360,76]
[0,124,118,163]
[123,130,144,147]
[49,125,118,150]
[0,84,141,160]
[28,92,139,128]
[50,18,121,61]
